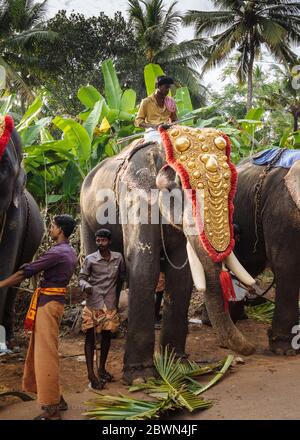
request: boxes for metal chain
[160,217,188,270]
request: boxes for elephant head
[156,125,258,355]
[0,116,25,214]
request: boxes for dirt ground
[1,291,300,420]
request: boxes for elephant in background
[0,116,44,341]
[80,126,261,384]
[233,156,300,354]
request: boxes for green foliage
[144,63,165,96]
[175,87,193,118]
[246,303,275,324]
[183,1,300,109]
[0,0,56,103]
[22,10,143,114]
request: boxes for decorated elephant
[0,115,44,341]
[80,125,260,384]
[233,149,300,355]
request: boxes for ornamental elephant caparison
[233,155,300,355]
[80,125,260,384]
[0,115,44,341]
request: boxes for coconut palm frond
[83,393,172,420]
[193,355,233,395]
[178,358,225,377]
[0,55,35,101]
[5,29,57,48]
[85,349,232,419]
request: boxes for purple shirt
[21,240,77,306]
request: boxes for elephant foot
[123,364,158,386]
[268,329,298,356]
[219,332,255,356]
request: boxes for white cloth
[232,278,246,301]
[144,128,163,145]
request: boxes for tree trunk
[293,112,299,132]
[247,41,255,111]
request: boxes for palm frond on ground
[84,348,233,420]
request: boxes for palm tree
[128,0,208,104]
[0,0,56,101]
[183,0,300,110]
[261,63,300,132]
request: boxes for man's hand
[0,270,25,289]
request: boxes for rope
[253,148,287,253]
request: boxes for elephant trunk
[188,237,255,355]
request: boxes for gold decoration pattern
[167,126,232,252]
[0,115,5,138]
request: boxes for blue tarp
[253,147,300,169]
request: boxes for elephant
[0,115,44,342]
[233,154,300,355]
[80,125,260,384]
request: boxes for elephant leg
[81,214,97,255]
[269,268,300,355]
[160,249,193,357]
[122,223,160,385]
[0,208,21,339]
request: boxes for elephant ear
[156,165,178,190]
[12,168,26,208]
[284,160,300,210]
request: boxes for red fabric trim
[219,270,236,312]
[159,127,237,263]
[0,115,14,161]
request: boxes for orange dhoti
[22,298,64,406]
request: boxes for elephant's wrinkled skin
[80,130,256,384]
[0,129,44,340]
[234,157,300,354]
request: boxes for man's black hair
[155,75,174,88]
[95,228,112,239]
[54,214,76,238]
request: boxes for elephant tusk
[186,241,206,291]
[225,252,256,286]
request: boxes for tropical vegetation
[183,0,300,109]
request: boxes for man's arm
[20,248,59,278]
[135,99,158,129]
[0,271,25,288]
[79,258,93,294]
[0,248,59,288]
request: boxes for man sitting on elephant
[135,75,177,144]
[0,214,77,420]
